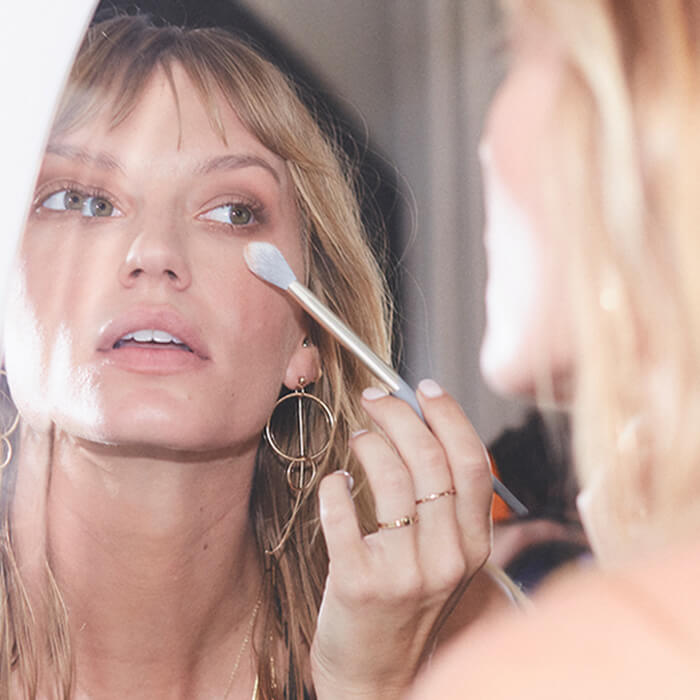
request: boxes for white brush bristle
[244,242,297,290]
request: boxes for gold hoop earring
[0,371,19,470]
[264,377,334,555]
[265,377,334,493]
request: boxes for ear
[283,336,321,390]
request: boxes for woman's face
[5,65,317,452]
[479,28,574,399]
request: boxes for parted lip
[97,307,210,359]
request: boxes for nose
[118,217,192,291]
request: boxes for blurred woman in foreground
[412,0,700,695]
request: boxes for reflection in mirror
[4,2,588,697]
[5,11,397,698]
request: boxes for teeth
[153,330,181,344]
[119,329,185,344]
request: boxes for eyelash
[33,184,266,228]
[34,183,120,218]
[198,197,266,229]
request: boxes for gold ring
[376,513,419,530]
[415,486,457,506]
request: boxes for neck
[15,427,264,699]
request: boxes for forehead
[52,64,289,183]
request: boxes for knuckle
[318,484,353,528]
[440,556,469,589]
[318,471,341,495]
[317,477,333,504]
[320,502,350,531]
[388,568,424,601]
[456,452,490,481]
[414,438,446,475]
[353,431,382,453]
[338,575,374,606]
[376,465,411,493]
[424,556,467,595]
[337,567,424,606]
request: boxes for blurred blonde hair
[1,15,393,698]
[503,0,700,560]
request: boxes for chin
[88,407,222,452]
[79,396,265,455]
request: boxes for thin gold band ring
[376,513,419,530]
[415,486,457,506]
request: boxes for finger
[360,388,454,507]
[318,470,367,577]
[360,389,464,582]
[415,379,492,563]
[349,430,418,542]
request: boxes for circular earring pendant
[265,386,334,493]
[284,458,318,492]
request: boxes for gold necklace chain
[222,592,263,700]
[74,593,263,700]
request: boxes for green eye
[228,205,252,225]
[200,202,258,228]
[40,189,120,218]
[64,191,84,210]
[89,197,114,217]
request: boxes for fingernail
[335,469,354,491]
[362,387,389,401]
[418,378,443,398]
[351,429,368,439]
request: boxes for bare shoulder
[411,544,700,699]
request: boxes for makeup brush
[244,241,528,517]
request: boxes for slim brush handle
[288,282,401,391]
[396,379,527,515]
[286,280,528,517]
[492,475,528,516]
[394,376,424,418]
[390,382,528,515]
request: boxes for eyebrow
[195,154,281,184]
[44,145,282,184]
[45,143,125,173]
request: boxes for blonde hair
[2,15,393,698]
[503,0,700,560]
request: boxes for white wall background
[239,0,526,442]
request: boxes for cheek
[203,262,302,394]
[227,284,301,388]
[3,268,51,428]
[211,239,305,357]
[21,218,101,302]
[11,227,109,368]
[3,266,104,434]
